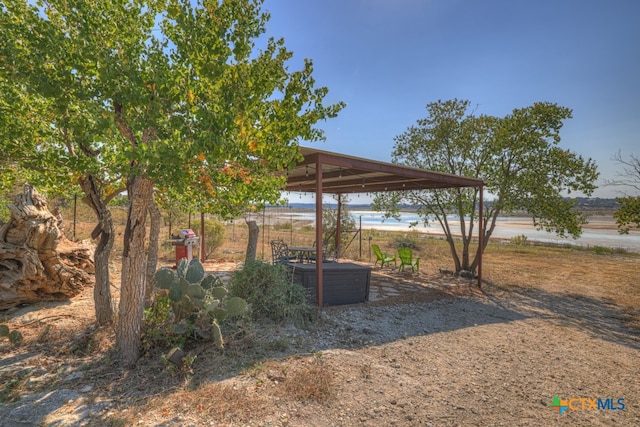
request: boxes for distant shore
[265,208,640,252]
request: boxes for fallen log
[0,184,94,310]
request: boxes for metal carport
[284,146,485,307]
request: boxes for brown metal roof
[285,146,484,194]
[281,146,485,304]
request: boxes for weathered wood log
[245,219,259,263]
[0,184,94,310]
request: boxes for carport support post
[477,184,483,288]
[315,158,324,308]
[200,212,205,263]
[336,195,342,257]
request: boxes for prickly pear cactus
[0,324,23,345]
[151,259,248,349]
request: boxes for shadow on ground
[4,264,637,426]
[485,283,640,351]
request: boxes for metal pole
[262,210,266,260]
[336,195,342,259]
[477,184,484,288]
[200,212,205,263]
[315,158,324,308]
[359,215,362,258]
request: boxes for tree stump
[0,184,95,309]
[245,219,259,263]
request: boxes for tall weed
[229,261,316,328]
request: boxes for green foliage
[2,0,343,363]
[609,151,640,234]
[108,195,129,207]
[143,296,185,352]
[273,221,293,231]
[0,0,344,219]
[322,194,356,253]
[394,231,421,249]
[592,246,614,255]
[229,261,316,328]
[190,218,226,258]
[374,99,598,273]
[147,258,247,351]
[0,368,30,403]
[0,324,23,345]
[510,234,529,246]
[614,197,640,235]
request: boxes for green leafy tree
[1,0,343,366]
[608,151,640,234]
[373,99,598,274]
[322,194,356,254]
[191,217,226,259]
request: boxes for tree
[373,99,598,274]
[1,0,343,366]
[322,194,356,254]
[608,151,640,234]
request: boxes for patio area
[202,259,480,308]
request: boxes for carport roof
[285,146,484,194]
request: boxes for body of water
[286,210,640,253]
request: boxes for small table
[288,246,316,263]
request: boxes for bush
[394,231,421,249]
[191,218,226,259]
[273,221,292,231]
[228,261,316,328]
[593,245,614,255]
[510,234,529,246]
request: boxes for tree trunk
[145,198,161,307]
[245,219,259,263]
[78,175,115,326]
[116,176,153,367]
[0,184,94,310]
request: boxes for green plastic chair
[398,247,420,273]
[372,244,396,269]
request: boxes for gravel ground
[1,265,639,426]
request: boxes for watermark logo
[549,396,568,414]
[549,395,625,414]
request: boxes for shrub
[394,230,421,249]
[593,245,614,255]
[0,324,23,345]
[510,234,529,246]
[191,218,226,259]
[273,221,292,231]
[228,261,316,328]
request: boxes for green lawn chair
[398,247,420,273]
[372,243,396,269]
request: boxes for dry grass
[482,244,640,309]
[2,203,639,424]
[147,383,270,425]
[278,354,335,402]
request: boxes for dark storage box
[286,262,371,306]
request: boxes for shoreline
[270,210,640,253]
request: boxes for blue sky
[262,0,639,199]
